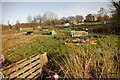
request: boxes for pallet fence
[0,52,48,79]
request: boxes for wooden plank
[40,53,48,66]
[3,54,41,76]
[1,54,38,71]
[18,63,41,78]
[27,68,42,78]
[16,53,38,64]
[1,53,48,79]
[8,58,41,78]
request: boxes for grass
[2,24,119,78]
[45,35,119,78]
[4,36,67,63]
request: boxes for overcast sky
[1,0,111,25]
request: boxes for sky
[1,0,111,25]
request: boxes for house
[86,14,99,22]
[70,31,88,37]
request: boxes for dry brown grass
[2,31,48,54]
[46,36,119,78]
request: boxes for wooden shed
[20,27,33,31]
[70,31,88,37]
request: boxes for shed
[20,27,33,31]
[70,31,88,37]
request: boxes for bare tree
[51,19,59,25]
[67,16,75,23]
[27,15,33,23]
[59,17,69,24]
[34,15,44,23]
[42,11,58,25]
[75,15,83,23]
[16,20,19,24]
[98,8,108,17]
[33,16,38,23]
[43,11,58,21]
[110,0,120,34]
[97,8,108,22]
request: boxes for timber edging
[0,52,48,79]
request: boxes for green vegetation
[5,36,64,63]
[45,35,119,78]
[2,22,119,78]
[1,0,120,78]
[4,30,119,78]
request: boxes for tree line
[27,8,110,25]
[110,0,120,34]
[93,0,120,35]
[27,11,84,26]
[1,0,120,35]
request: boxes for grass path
[2,32,49,53]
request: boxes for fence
[0,53,48,79]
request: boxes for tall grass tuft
[45,36,119,78]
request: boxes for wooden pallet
[0,53,48,79]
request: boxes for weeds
[42,35,119,78]
[2,27,119,78]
